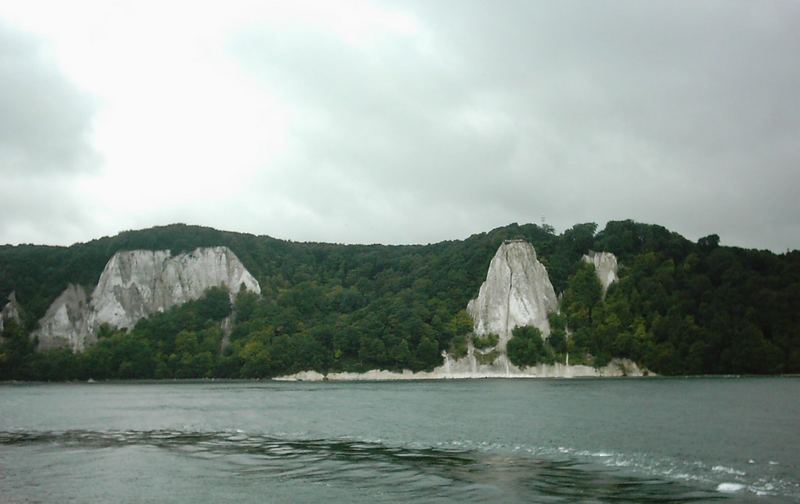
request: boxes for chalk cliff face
[582,251,619,294]
[34,246,260,352]
[466,240,558,350]
[90,246,261,331]
[35,285,92,351]
[0,291,22,333]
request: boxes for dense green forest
[1,221,798,380]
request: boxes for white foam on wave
[574,449,613,457]
[751,481,776,497]
[427,440,795,500]
[712,465,746,476]
[717,482,745,493]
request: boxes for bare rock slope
[467,239,558,348]
[33,246,260,352]
[582,251,619,295]
[35,285,91,351]
[0,291,22,334]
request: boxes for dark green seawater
[1,378,798,503]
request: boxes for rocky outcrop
[90,247,261,331]
[0,291,22,334]
[35,285,92,351]
[275,358,647,381]
[439,345,518,376]
[467,240,558,350]
[33,246,260,352]
[582,251,619,295]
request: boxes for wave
[429,439,798,501]
[0,429,733,503]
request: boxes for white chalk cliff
[33,246,260,352]
[35,285,91,351]
[435,240,560,376]
[0,291,22,334]
[582,251,619,295]
[90,247,261,331]
[467,240,558,349]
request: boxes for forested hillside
[1,221,798,380]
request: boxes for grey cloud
[0,23,97,176]
[230,28,530,242]
[0,172,94,245]
[229,0,800,250]
[0,24,98,245]
[2,2,798,251]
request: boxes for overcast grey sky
[1,0,798,251]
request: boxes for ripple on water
[0,429,742,503]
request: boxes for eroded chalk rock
[467,240,558,350]
[90,246,261,331]
[33,246,260,352]
[582,251,619,295]
[0,291,22,334]
[35,284,92,351]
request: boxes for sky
[0,1,798,252]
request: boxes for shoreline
[275,358,650,381]
[4,374,800,385]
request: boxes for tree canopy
[1,220,798,379]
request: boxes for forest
[1,220,798,380]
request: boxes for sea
[0,377,798,503]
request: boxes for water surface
[1,377,798,502]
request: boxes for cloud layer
[1,1,798,251]
[0,23,98,242]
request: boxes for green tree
[507,326,547,367]
[416,335,440,369]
